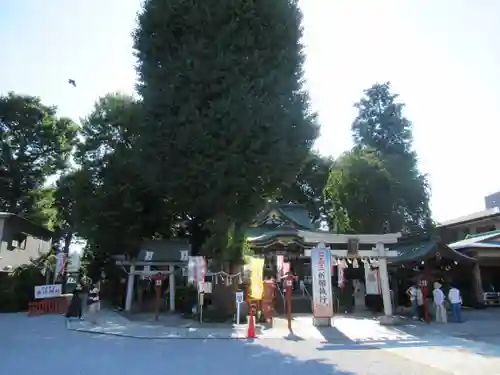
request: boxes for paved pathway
[62,310,500,373]
[396,309,500,346]
[331,316,500,375]
[68,310,251,338]
[0,313,467,375]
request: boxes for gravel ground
[0,314,453,375]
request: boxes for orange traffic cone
[247,310,256,339]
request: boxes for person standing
[87,283,100,324]
[448,285,462,322]
[406,284,419,319]
[66,285,83,320]
[416,286,424,320]
[433,282,447,323]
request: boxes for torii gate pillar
[374,242,394,319]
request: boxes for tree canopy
[133,0,318,259]
[0,92,79,226]
[271,152,333,224]
[0,12,436,281]
[65,93,174,258]
[324,83,432,234]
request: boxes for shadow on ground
[0,314,356,375]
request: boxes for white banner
[276,255,284,280]
[54,252,65,276]
[364,261,380,295]
[188,256,206,285]
[311,248,333,318]
[35,284,62,299]
[66,252,81,273]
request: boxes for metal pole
[155,283,160,321]
[236,302,240,325]
[199,292,203,324]
[286,276,292,330]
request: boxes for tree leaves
[0,92,79,225]
[66,94,174,258]
[133,0,318,257]
[271,152,333,223]
[325,83,432,234]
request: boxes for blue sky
[1,0,500,223]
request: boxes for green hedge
[174,285,198,314]
[0,264,46,312]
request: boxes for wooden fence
[28,297,68,316]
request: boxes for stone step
[274,296,312,315]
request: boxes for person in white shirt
[87,283,100,324]
[416,287,424,320]
[406,284,419,319]
[448,285,462,322]
[433,282,447,323]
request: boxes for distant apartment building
[437,207,500,244]
[485,191,500,210]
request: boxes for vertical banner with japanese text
[364,261,380,295]
[249,257,265,300]
[311,247,333,318]
[188,256,206,288]
[276,255,284,280]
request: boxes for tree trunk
[63,231,73,253]
[188,216,209,256]
[61,231,73,293]
[211,264,242,316]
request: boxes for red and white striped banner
[276,255,284,280]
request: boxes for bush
[175,285,198,314]
[0,264,46,312]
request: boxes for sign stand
[284,274,295,330]
[235,291,244,325]
[419,279,430,323]
[199,292,204,324]
[151,273,166,321]
[311,248,334,327]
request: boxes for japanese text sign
[311,248,333,318]
[34,284,62,299]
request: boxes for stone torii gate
[115,241,190,312]
[298,231,401,325]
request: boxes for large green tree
[271,152,332,224]
[324,83,432,234]
[133,0,318,260]
[0,92,79,225]
[69,93,173,258]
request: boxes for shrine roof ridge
[297,230,402,244]
[251,202,316,230]
[389,240,476,265]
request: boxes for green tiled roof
[449,231,500,250]
[276,204,315,230]
[252,203,315,230]
[246,228,300,243]
[465,229,500,240]
[390,241,476,264]
[246,203,317,244]
[391,241,435,263]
